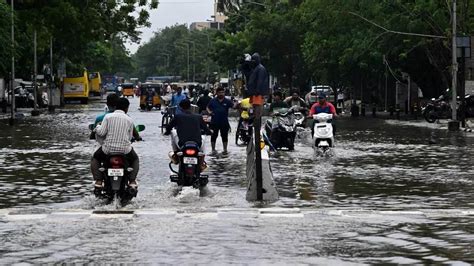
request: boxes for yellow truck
[88,72,102,96]
[63,71,89,104]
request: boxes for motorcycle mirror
[88,124,95,130]
[136,124,146,132]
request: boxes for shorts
[210,123,230,143]
[250,95,264,106]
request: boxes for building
[189,0,227,31]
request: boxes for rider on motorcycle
[170,87,188,115]
[95,93,119,126]
[165,99,212,170]
[269,91,289,114]
[92,98,140,190]
[284,90,308,113]
[309,92,337,136]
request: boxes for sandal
[129,180,138,189]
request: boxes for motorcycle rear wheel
[424,110,437,123]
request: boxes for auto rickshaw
[139,83,162,111]
[121,83,135,98]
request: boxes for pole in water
[10,0,15,125]
[254,105,263,201]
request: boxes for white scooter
[312,113,334,156]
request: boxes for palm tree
[216,0,240,13]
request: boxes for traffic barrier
[245,136,279,202]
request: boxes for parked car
[312,85,335,103]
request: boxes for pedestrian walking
[207,87,236,155]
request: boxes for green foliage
[216,0,474,98]
[0,0,157,78]
[133,25,220,82]
[0,2,11,75]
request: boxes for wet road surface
[0,97,473,264]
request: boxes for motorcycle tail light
[110,156,124,167]
[185,149,197,156]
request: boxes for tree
[133,25,220,82]
[0,0,159,78]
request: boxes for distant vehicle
[63,71,89,104]
[88,72,102,96]
[146,76,181,83]
[120,83,135,98]
[139,83,162,110]
[6,85,34,107]
[312,85,335,103]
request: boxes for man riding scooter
[165,99,212,171]
[92,98,141,193]
[309,92,337,136]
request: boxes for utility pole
[48,36,54,112]
[32,30,39,116]
[192,41,196,82]
[384,55,388,111]
[449,0,459,130]
[9,0,15,125]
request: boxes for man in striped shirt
[92,98,139,189]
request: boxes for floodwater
[0,98,473,264]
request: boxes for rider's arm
[308,104,316,116]
[329,103,337,117]
[206,101,213,115]
[132,126,141,140]
[95,115,109,137]
[300,98,308,108]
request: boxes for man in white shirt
[92,98,139,189]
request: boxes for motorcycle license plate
[183,157,198,165]
[108,168,124,176]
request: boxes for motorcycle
[201,110,212,126]
[89,124,145,205]
[293,107,307,128]
[422,95,452,123]
[145,95,154,111]
[235,118,253,146]
[312,113,334,156]
[169,141,209,189]
[264,107,297,151]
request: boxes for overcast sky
[126,0,215,54]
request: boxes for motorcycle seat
[183,141,200,149]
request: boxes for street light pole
[177,43,190,81]
[9,0,15,125]
[32,30,39,116]
[195,31,211,82]
[384,55,388,112]
[450,0,458,129]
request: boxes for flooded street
[0,98,473,264]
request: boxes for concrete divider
[245,136,279,202]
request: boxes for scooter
[312,113,334,156]
[264,107,297,150]
[169,141,209,189]
[89,124,145,205]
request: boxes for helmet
[318,92,327,99]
